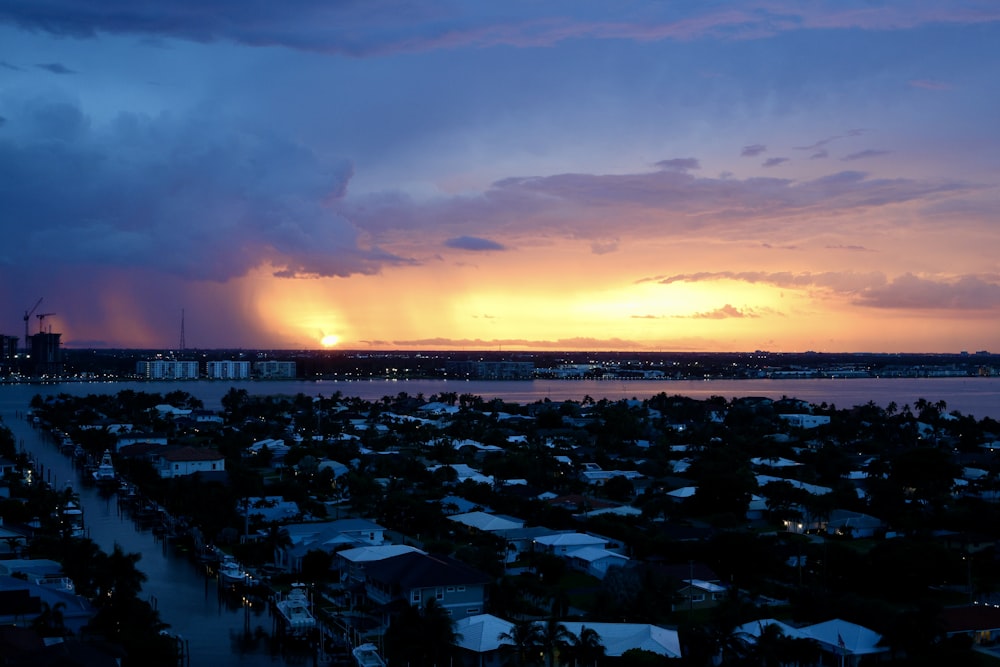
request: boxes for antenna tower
[179,309,186,352]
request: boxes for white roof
[735,618,886,657]
[802,618,886,656]
[557,622,681,658]
[683,579,726,593]
[448,512,524,532]
[757,474,831,496]
[751,457,802,468]
[534,532,608,548]
[453,614,514,653]
[336,545,424,563]
[569,547,629,564]
[578,505,643,518]
[667,486,698,498]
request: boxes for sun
[320,334,340,347]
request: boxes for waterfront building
[151,446,226,478]
[444,360,534,380]
[136,359,200,380]
[205,360,250,380]
[253,360,296,379]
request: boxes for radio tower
[179,308,186,352]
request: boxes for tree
[564,626,605,667]
[499,620,544,667]
[540,616,574,667]
[32,600,67,637]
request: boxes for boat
[61,500,85,538]
[217,556,248,586]
[91,450,117,487]
[352,643,386,667]
[275,585,316,636]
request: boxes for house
[534,532,607,554]
[736,617,888,666]
[453,613,515,667]
[448,511,524,533]
[557,621,682,658]
[578,463,643,486]
[534,532,624,555]
[246,438,290,465]
[943,604,1000,645]
[452,615,683,667]
[426,463,493,486]
[494,526,567,564]
[152,446,226,478]
[825,510,883,538]
[240,496,301,524]
[779,414,831,429]
[364,552,491,618]
[336,544,426,585]
[567,546,629,580]
[115,432,169,451]
[278,519,385,572]
[0,575,96,635]
[675,579,727,611]
[0,524,30,556]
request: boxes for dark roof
[942,604,1000,634]
[0,588,41,616]
[118,442,165,458]
[158,446,224,462]
[365,552,491,589]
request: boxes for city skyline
[1,2,998,352]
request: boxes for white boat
[275,585,315,635]
[217,556,248,585]
[62,500,85,538]
[352,643,386,667]
[92,450,117,486]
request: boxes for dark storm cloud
[0,96,410,281]
[444,236,507,251]
[655,270,1000,311]
[655,158,700,172]
[854,273,1000,309]
[35,62,76,74]
[347,164,973,247]
[826,244,874,252]
[842,149,890,161]
[4,2,995,56]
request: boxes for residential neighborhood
[4,386,1000,665]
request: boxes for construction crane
[22,298,42,352]
[37,313,55,334]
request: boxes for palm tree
[540,616,574,667]
[564,626,605,667]
[421,598,461,667]
[499,620,544,667]
[32,600,68,637]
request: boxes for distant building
[152,446,225,478]
[0,335,17,375]
[29,332,62,376]
[253,360,296,379]
[136,360,200,379]
[779,413,831,429]
[205,360,250,379]
[445,360,534,380]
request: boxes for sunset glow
[1,2,998,352]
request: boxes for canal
[2,406,314,667]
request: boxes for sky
[0,1,998,353]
